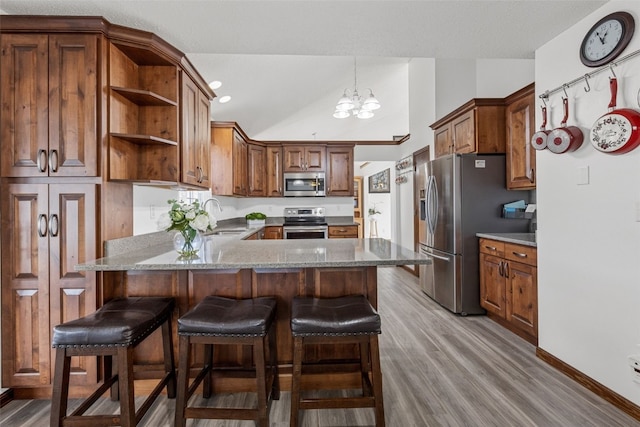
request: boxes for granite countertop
[81,236,431,271]
[476,232,536,248]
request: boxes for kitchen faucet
[203,197,223,213]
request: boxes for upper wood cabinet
[1,33,99,178]
[283,145,326,172]
[505,83,536,189]
[326,146,354,196]
[181,73,211,189]
[211,122,249,196]
[247,143,266,197]
[430,99,506,159]
[266,145,283,197]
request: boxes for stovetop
[283,207,326,226]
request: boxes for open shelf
[110,133,177,146]
[111,87,177,106]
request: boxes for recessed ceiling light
[209,80,222,90]
[218,95,231,104]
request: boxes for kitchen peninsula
[76,235,431,391]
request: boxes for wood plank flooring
[2,266,638,426]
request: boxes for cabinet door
[327,146,353,196]
[181,75,210,188]
[506,261,537,337]
[283,146,305,172]
[434,125,452,158]
[247,143,266,196]
[452,110,475,154]
[0,34,49,177]
[263,226,283,239]
[506,91,536,189]
[266,146,283,197]
[232,131,247,195]
[49,183,98,385]
[1,183,51,387]
[48,34,99,177]
[479,253,506,318]
[305,146,326,172]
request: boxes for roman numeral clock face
[580,11,635,67]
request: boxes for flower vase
[173,230,203,258]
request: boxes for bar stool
[175,296,279,427]
[50,297,176,427]
[290,295,385,427]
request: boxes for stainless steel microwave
[283,172,326,197]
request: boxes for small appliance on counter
[416,153,531,315]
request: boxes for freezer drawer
[420,245,458,312]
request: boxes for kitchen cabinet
[108,41,180,183]
[328,225,359,238]
[326,146,354,196]
[211,122,249,196]
[181,72,211,189]
[247,142,266,197]
[1,182,97,388]
[283,145,326,172]
[479,238,537,344]
[505,83,536,189]
[1,33,99,178]
[266,145,283,197]
[263,226,283,240]
[1,16,215,397]
[430,99,506,159]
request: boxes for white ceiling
[1,0,608,139]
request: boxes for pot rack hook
[539,90,549,106]
[562,84,569,99]
[583,74,591,92]
[609,63,617,78]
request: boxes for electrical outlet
[628,355,640,384]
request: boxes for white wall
[536,1,640,405]
[358,162,396,240]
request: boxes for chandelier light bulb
[332,58,380,119]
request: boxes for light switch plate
[577,166,589,185]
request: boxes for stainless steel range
[283,207,328,239]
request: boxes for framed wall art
[368,168,390,193]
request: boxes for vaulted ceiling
[1,1,608,139]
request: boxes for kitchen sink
[205,229,247,236]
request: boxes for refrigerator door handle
[423,250,451,262]
[426,175,438,234]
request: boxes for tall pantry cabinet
[0,16,214,396]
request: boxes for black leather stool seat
[52,297,175,347]
[291,295,381,336]
[178,296,277,336]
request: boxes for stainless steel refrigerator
[417,153,530,315]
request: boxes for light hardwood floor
[2,266,638,426]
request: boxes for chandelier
[333,58,380,119]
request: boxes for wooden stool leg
[254,336,269,427]
[369,336,385,427]
[117,346,136,427]
[175,335,191,427]
[162,318,176,398]
[360,341,372,396]
[202,343,213,399]
[107,354,119,401]
[290,336,303,427]
[268,322,280,400]
[50,348,71,427]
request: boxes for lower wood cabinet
[328,225,359,238]
[263,226,283,239]
[479,238,537,344]
[1,181,97,388]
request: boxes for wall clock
[580,11,635,67]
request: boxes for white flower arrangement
[157,199,217,236]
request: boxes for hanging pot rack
[539,48,640,102]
